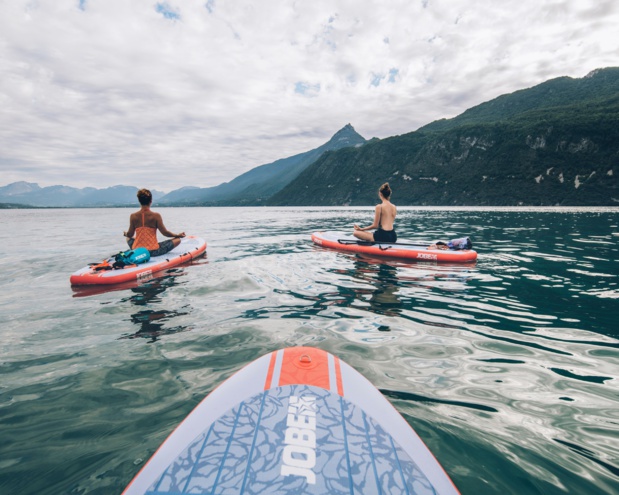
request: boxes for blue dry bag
[113,247,150,269]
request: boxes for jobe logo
[137,270,153,281]
[280,395,317,484]
[417,253,437,260]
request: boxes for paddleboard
[70,236,206,286]
[312,231,477,263]
[123,346,459,495]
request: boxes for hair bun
[379,182,391,198]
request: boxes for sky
[1,0,618,193]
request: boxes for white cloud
[1,0,618,192]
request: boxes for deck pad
[123,347,459,495]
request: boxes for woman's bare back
[379,202,396,231]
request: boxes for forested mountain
[159,124,366,205]
[269,68,619,206]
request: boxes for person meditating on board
[353,182,397,243]
[124,188,185,256]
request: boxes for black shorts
[127,238,175,257]
[373,228,397,243]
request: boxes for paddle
[337,239,432,248]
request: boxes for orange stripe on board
[278,347,330,390]
[264,351,278,390]
[334,356,344,396]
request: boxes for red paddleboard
[70,236,206,286]
[312,231,477,263]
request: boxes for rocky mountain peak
[325,123,365,147]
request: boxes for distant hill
[0,202,34,209]
[0,183,165,208]
[159,124,366,205]
[269,68,619,206]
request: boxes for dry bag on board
[113,247,150,269]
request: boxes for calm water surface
[0,207,618,494]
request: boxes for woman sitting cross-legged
[353,182,397,244]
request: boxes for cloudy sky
[1,0,618,192]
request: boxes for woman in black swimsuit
[353,182,397,243]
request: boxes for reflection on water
[380,387,499,413]
[348,260,401,319]
[120,271,180,306]
[120,274,189,343]
[0,207,618,495]
[124,308,189,343]
[346,256,476,320]
[73,258,208,341]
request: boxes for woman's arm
[156,213,185,238]
[123,215,136,238]
[354,205,381,231]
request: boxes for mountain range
[0,183,164,208]
[0,125,365,208]
[2,67,618,208]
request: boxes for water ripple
[0,207,618,494]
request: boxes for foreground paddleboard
[123,347,459,495]
[70,236,206,286]
[312,231,477,263]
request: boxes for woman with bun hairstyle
[124,188,185,256]
[353,182,397,243]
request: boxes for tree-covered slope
[421,67,619,132]
[269,68,619,206]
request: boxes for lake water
[0,206,618,495]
